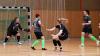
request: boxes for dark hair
[11,17,18,24]
[35,14,40,18]
[13,17,19,22]
[84,10,90,15]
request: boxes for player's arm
[99,23,100,28]
[82,17,91,25]
[51,29,63,37]
[18,24,23,31]
[46,27,56,31]
[84,21,91,25]
[82,21,91,26]
[59,18,68,21]
[58,18,69,23]
[38,20,44,27]
[56,29,63,36]
[31,22,34,31]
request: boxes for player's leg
[52,35,62,51]
[88,28,100,46]
[57,40,62,51]
[3,32,12,45]
[41,36,47,50]
[81,32,85,47]
[16,32,22,45]
[31,39,40,50]
[53,39,57,51]
[3,36,11,45]
[31,32,40,50]
[89,34,99,46]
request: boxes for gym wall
[0,0,99,39]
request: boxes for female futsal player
[47,18,69,51]
[31,14,47,50]
[3,17,23,45]
[80,10,100,47]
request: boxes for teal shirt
[33,18,41,32]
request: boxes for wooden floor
[0,38,100,56]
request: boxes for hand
[82,23,85,26]
[51,34,59,39]
[46,29,50,31]
[99,26,100,29]
[24,29,30,32]
[41,24,44,27]
[51,34,58,37]
[22,29,24,31]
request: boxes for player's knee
[88,34,92,37]
[52,37,58,40]
[16,33,20,36]
[81,32,85,36]
[41,36,45,39]
[6,36,10,38]
[99,36,100,39]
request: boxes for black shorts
[7,31,18,36]
[34,32,43,39]
[59,33,68,41]
[82,27,92,34]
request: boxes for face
[16,18,20,23]
[57,19,61,25]
[38,16,40,18]
[83,11,87,16]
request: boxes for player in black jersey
[80,10,100,47]
[3,17,23,45]
[47,18,69,51]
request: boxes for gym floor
[0,38,100,56]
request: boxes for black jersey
[82,16,92,34]
[55,23,69,40]
[83,16,91,28]
[7,22,22,32]
[55,24,68,36]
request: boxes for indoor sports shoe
[31,47,36,50]
[96,40,100,46]
[42,48,47,50]
[3,42,6,46]
[17,42,22,45]
[81,43,85,47]
[60,47,62,52]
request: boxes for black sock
[4,37,8,42]
[57,40,61,46]
[17,36,20,42]
[53,39,57,46]
[28,35,30,39]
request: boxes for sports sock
[32,40,39,47]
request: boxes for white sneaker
[3,42,6,46]
[17,42,22,45]
[81,43,85,47]
[96,40,100,46]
